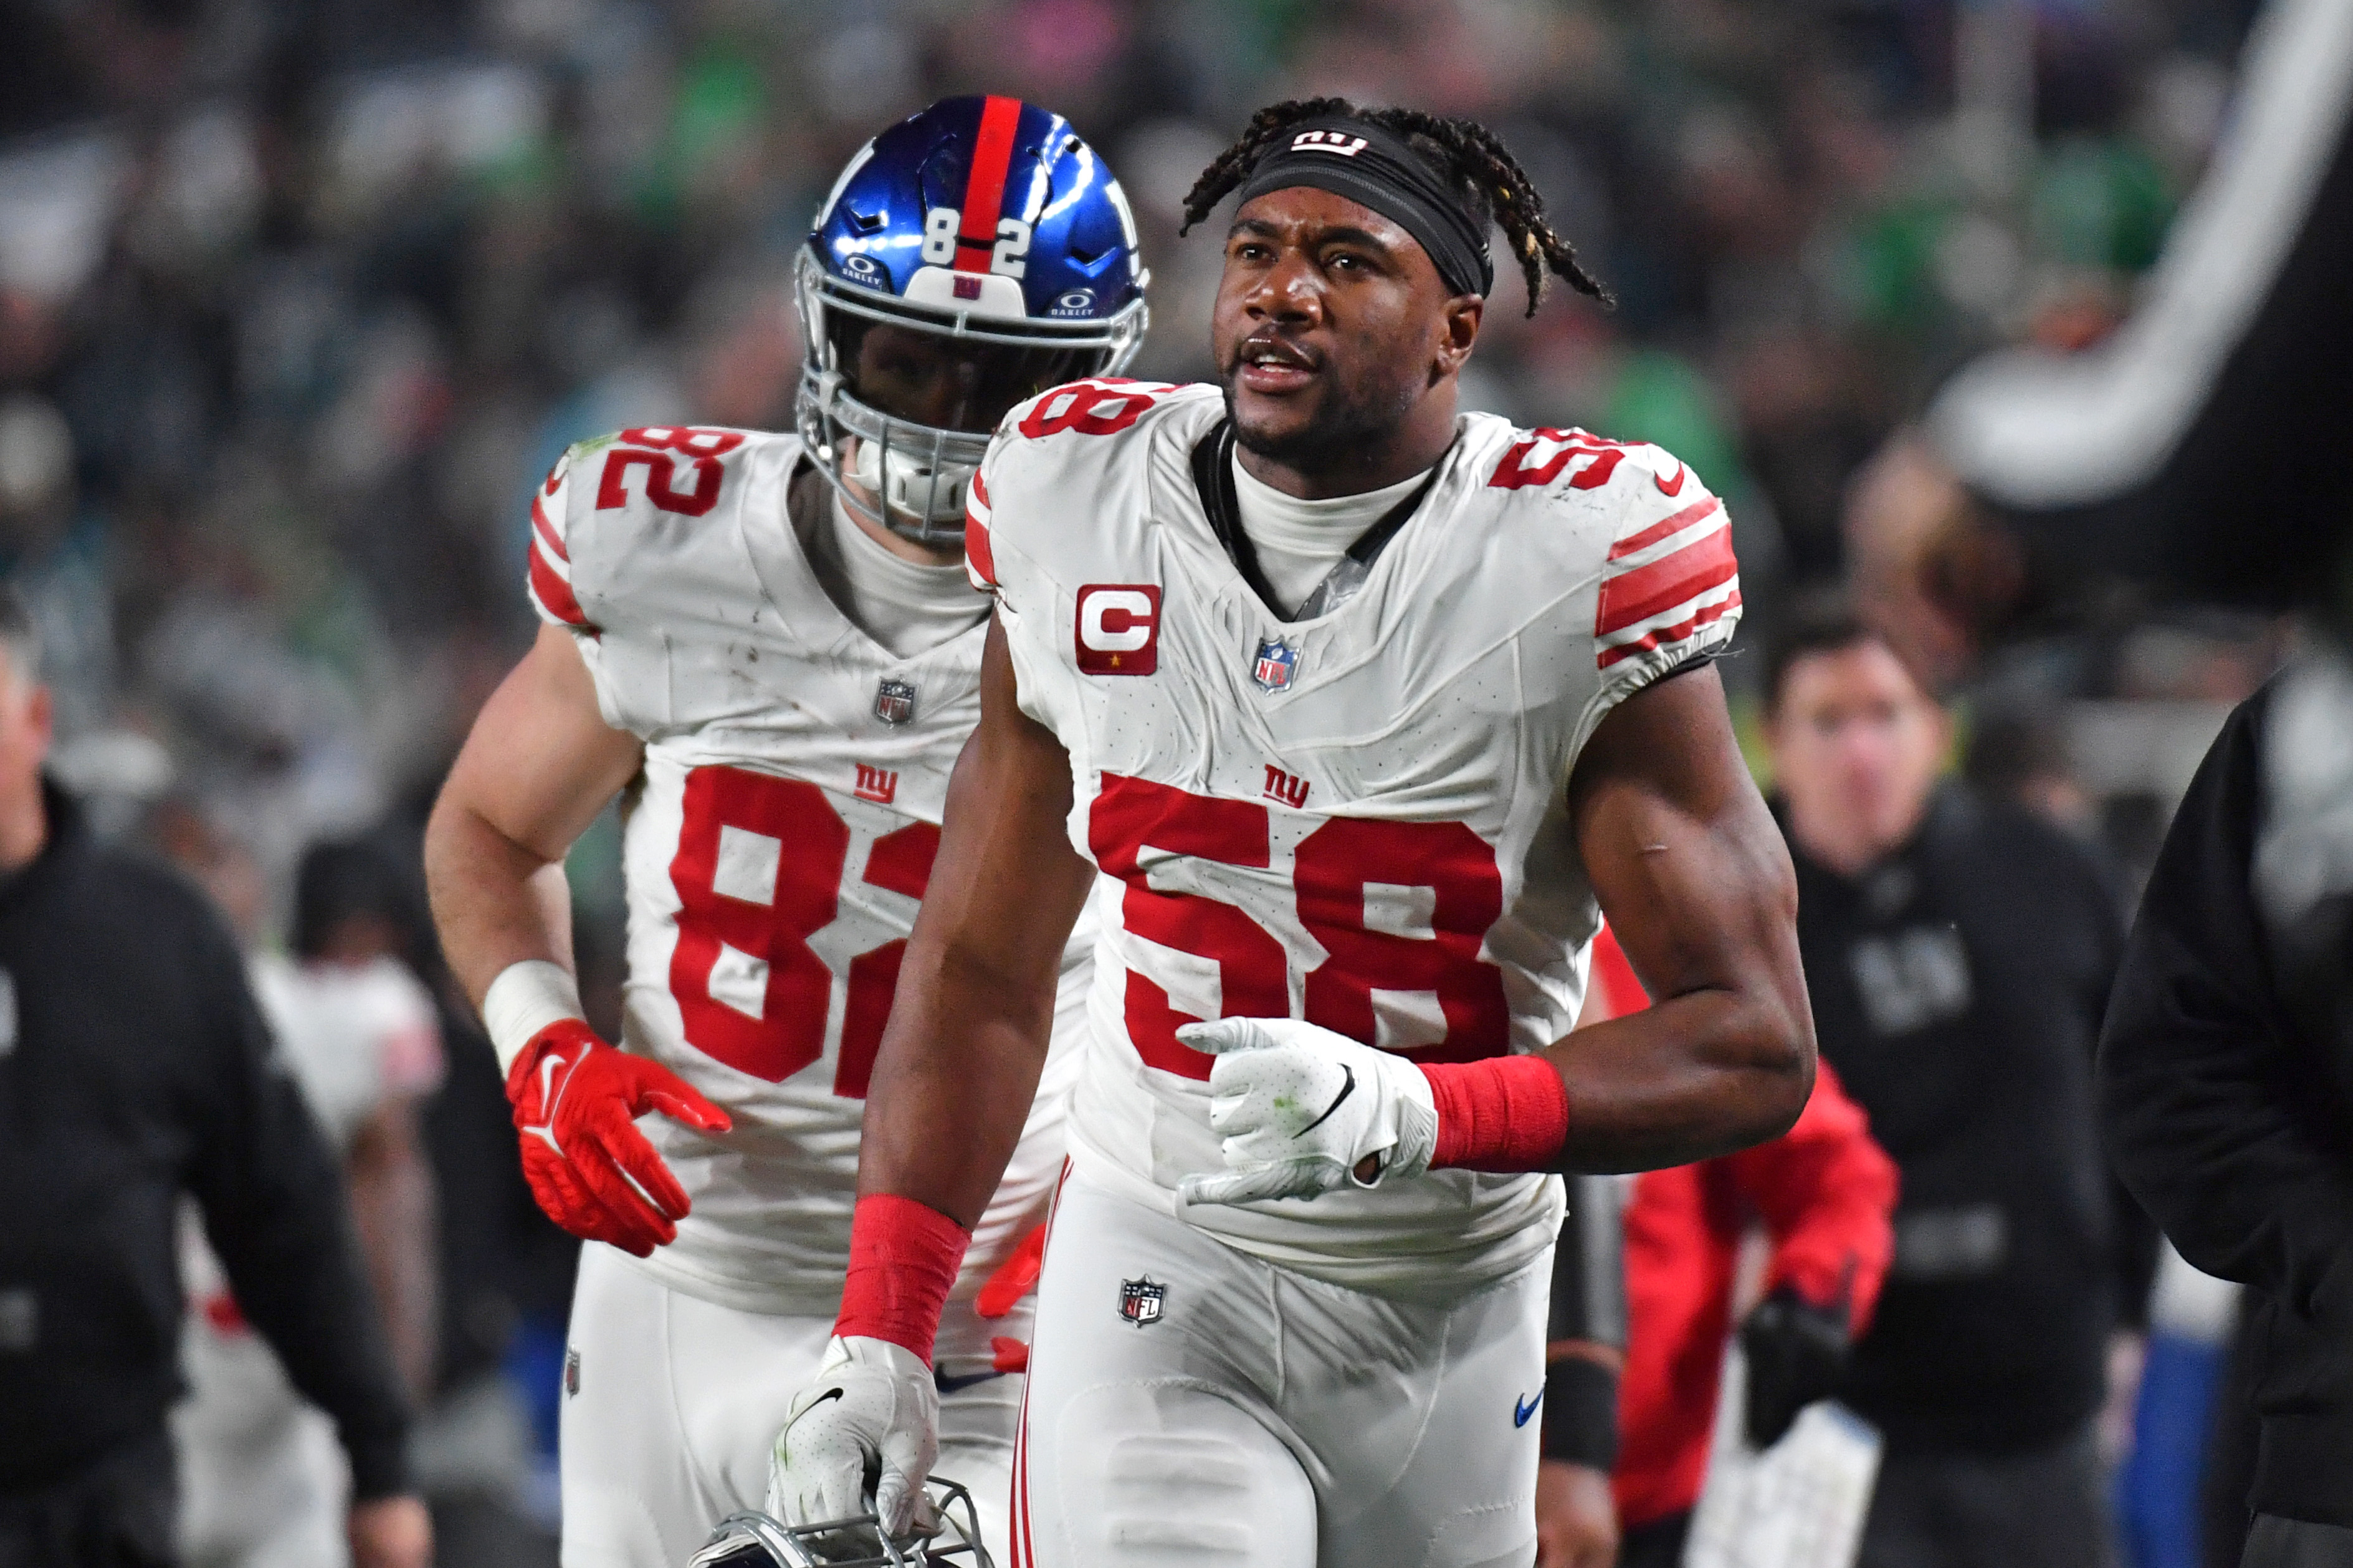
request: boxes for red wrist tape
[1421,1055,1572,1173]
[835,1194,970,1366]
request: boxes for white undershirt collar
[815,488,988,659]
[1229,453,1432,618]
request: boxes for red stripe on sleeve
[1597,523,1737,639]
[528,539,598,634]
[953,96,1025,272]
[965,511,998,589]
[1607,497,1721,563]
[1597,588,1741,669]
[530,497,568,563]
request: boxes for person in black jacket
[0,590,430,1568]
[2099,653,2353,1567]
[1764,599,2151,1568]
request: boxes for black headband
[1233,117,1495,298]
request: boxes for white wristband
[483,959,586,1075]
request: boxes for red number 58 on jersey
[1090,774,1512,1081]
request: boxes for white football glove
[1174,1017,1439,1205]
[765,1335,940,1539]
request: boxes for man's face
[1212,186,1472,472]
[1768,640,1947,867]
[846,322,1078,435]
[0,649,50,814]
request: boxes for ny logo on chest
[1262,765,1310,809]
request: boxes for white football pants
[1012,1169,1549,1568]
[559,1243,1028,1567]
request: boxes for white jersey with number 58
[968,380,1740,1301]
[527,424,1087,1315]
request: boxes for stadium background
[0,0,2276,1563]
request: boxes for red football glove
[506,1020,732,1257]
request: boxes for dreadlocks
[1180,97,1612,315]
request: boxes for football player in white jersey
[769,100,1818,1567]
[421,97,1150,1566]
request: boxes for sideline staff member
[0,591,429,1568]
[2099,654,2353,1566]
[1765,599,2147,1568]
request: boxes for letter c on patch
[1076,584,1161,675]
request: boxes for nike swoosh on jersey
[1296,1066,1356,1138]
[1656,462,1687,497]
[933,1367,1011,1395]
[1514,1389,1544,1427]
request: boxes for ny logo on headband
[1291,130,1368,157]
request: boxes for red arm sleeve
[1722,1059,1899,1333]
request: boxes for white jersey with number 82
[527,425,1086,1315]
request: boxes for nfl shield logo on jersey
[1251,638,1300,692]
[873,678,918,726]
[1118,1276,1166,1328]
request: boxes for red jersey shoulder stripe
[1597,589,1740,670]
[1595,497,1738,670]
[528,538,598,635]
[1597,522,1737,639]
[965,468,998,589]
[530,497,568,563]
[965,510,998,591]
[1607,497,1721,564]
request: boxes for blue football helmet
[797,95,1150,546]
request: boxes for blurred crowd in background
[0,0,2290,1562]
